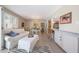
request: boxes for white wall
[53,6,79,33]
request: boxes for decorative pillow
[6,31,19,37]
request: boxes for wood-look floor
[34,33,65,53]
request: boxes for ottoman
[18,35,39,52]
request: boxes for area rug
[32,46,53,53]
[10,49,27,53]
[10,45,53,53]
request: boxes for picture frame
[60,12,72,24]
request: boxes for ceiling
[4,5,62,20]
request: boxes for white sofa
[4,29,29,50]
[18,35,39,53]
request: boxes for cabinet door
[62,32,75,53]
[3,12,12,29]
[54,31,58,43]
[54,30,59,44]
[54,30,62,47]
[12,16,18,28]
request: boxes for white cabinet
[3,11,18,29]
[62,36,74,52]
[54,30,79,53]
[62,32,75,52]
[12,16,18,29]
[62,32,79,53]
[54,30,63,47]
[3,12,12,29]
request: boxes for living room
[0,5,54,53]
[0,5,79,53]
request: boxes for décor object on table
[28,30,34,38]
[60,12,72,24]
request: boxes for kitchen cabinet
[54,30,79,53]
[54,30,63,48]
[12,16,18,29]
[2,11,19,29]
[3,12,12,29]
[62,32,79,53]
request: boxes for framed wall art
[60,12,72,24]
